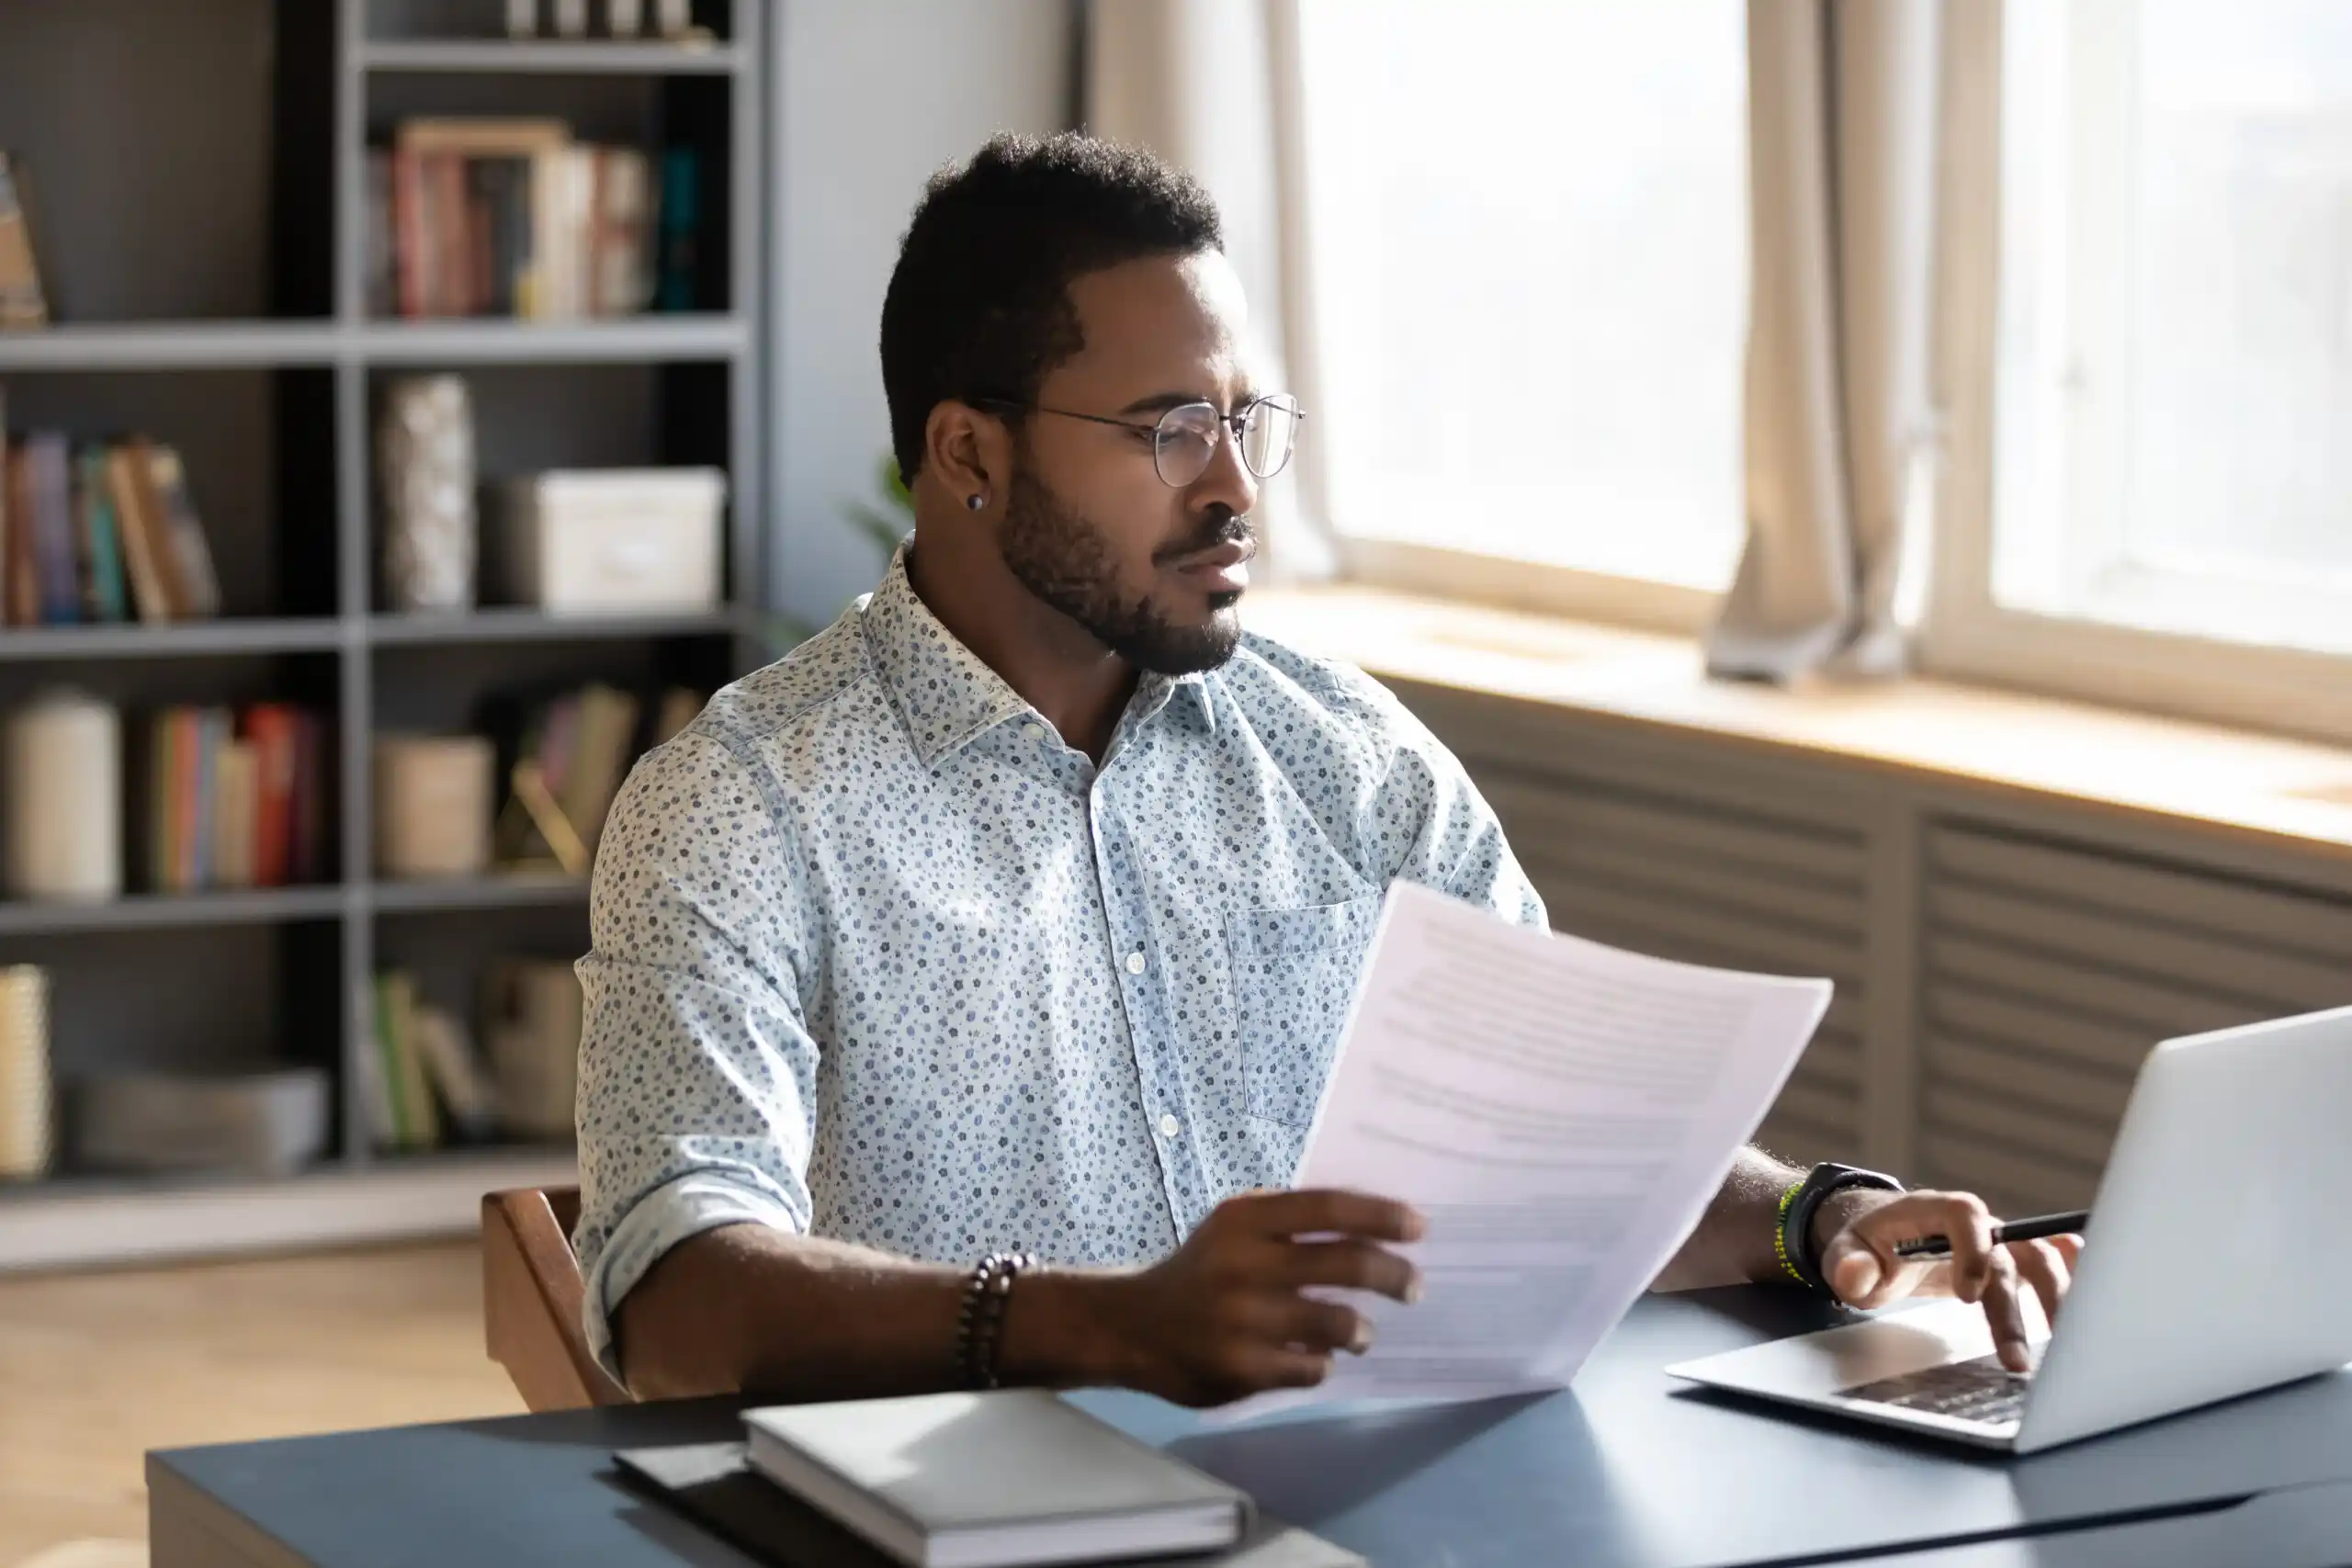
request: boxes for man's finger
[1863,1191,1997,1302]
[1234,1347,1334,1393]
[1276,1238,1421,1303]
[1259,1295,1374,1355]
[2011,1237,2071,1330]
[1823,1234,1924,1310]
[1234,1188,1425,1244]
[1977,1251,2037,1374]
[2049,1232,2085,1269]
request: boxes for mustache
[1155,509,1255,565]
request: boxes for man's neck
[903,531,1137,764]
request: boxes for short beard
[998,468,1244,676]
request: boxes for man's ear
[925,400,1010,512]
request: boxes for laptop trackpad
[1666,1299,2023,1402]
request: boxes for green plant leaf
[879,453,913,513]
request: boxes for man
[574,133,2078,1406]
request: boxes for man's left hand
[1813,1189,2083,1373]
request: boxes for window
[1985,0,2352,660]
[1297,0,1748,618]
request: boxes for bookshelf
[0,0,765,1267]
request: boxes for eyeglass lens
[1153,398,1301,487]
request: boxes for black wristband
[1780,1163,1903,1298]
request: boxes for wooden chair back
[481,1184,631,1411]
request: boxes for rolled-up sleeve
[571,728,820,1386]
[1355,675,1548,931]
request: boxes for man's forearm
[613,1223,1137,1402]
[1653,1146,1802,1292]
[1652,1146,1888,1292]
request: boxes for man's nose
[1184,420,1260,519]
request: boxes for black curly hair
[879,131,1224,483]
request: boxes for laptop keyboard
[1839,1352,2034,1427]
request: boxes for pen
[1893,1210,2089,1261]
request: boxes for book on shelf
[368,966,539,1153]
[0,431,221,626]
[376,118,665,321]
[0,151,49,330]
[142,702,327,894]
[488,678,704,873]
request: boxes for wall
[766,0,1078,630]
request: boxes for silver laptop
[1668,1003,2352,1453]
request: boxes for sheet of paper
[1235,881,1832,1416]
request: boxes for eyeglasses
[976,393,1305,489]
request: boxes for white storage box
[499,468,726,614]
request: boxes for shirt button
[1022,722,1046,742]
[1125,951,1146,975]
[1159,1112,1182,1139]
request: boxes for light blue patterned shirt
[572,550,1546,1380]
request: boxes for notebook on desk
[616,1390,1363,1568]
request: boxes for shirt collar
[861,546,1216,770]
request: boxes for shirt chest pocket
[1226,893,1385,1128]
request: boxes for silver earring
[967,493,986,512]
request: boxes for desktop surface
[150,1289,2352,1568]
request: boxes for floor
[0,1241,526,1568]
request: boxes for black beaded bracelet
[954,1251,1031,1389]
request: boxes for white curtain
[1706,0,1946,681]
[1084,0,1339,582]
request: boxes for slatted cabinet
[1397,679,2352,1213]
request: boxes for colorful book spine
[77,445,128,623]
[24,434,76,625]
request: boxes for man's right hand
[1100,1188,1424,1408]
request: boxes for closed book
[742,1392,1250,1568]
[213,739,258,890]
[432,152,469,318]
[590,148,653,316]
[390,148,427,319]
[288,709,327,886]
[191,707,230,889]
[147,446,220,619]
[4,442,31,626]
[78,446,128,623]
[242,704,300,887]
[0,152,49,330]
[375,971,440,1151]
[656,145,697,310]
[0,393,10,620]
[412,1004,496,1141]
[108,439,180,622]
[145,711,174,892]
[25,434,76,625]
[559,682,639,850]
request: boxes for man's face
[997,251,1262,675]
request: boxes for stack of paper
[1247,882,1833,1414]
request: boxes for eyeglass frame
[969,392,1306,488]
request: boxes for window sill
[1245,583,2352,863]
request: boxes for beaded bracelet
[1771,1178,1812,1289]
[954,1251,1031,1389]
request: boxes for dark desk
[1864,1479,2352,1568]
[151,1289,2352,1568]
